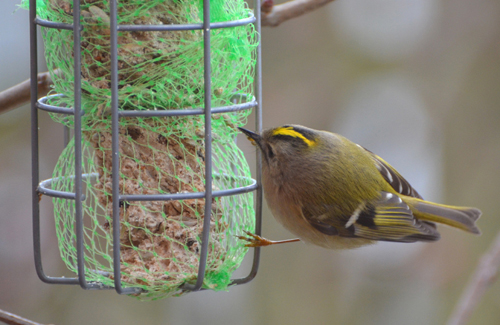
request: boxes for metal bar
[38,172,255,200]
[230,0,263,286]
[72,0,89,290]
[182,0,212,292]
[110,0,122,294]
[30,0,78,286]
[37,187,76,200]
[36,94,255,117]
[118,99,257,117]
[31,0,45,285]
[80,282,114,290]
[109,0,143,295]
[246,0,264,284]
[117,15,255,32]
[34,17,75,31]
[34,15,254,33]
[37,173,98,200]
[30,0,42,284]
[38,183,258,201]
[121,182,257,202]
[37,95,76,115]
[36,96,255,118]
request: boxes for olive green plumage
[239,125,481,249]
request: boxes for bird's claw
[237,230,275,247]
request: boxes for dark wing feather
[302,192,440,243]
[360,146,423,199]
[348,192,440,242]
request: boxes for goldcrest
[238,125,481,249]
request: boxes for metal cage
[30,0,263,294]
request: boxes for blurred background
[1,0,500,324]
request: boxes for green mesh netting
[26,0,258,299]
[52,123,255,299]
[33,0,257,115]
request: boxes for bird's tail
[404,197,481,235]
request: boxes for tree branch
[447,231,500,325]
[0,70,55,115]
[261,0,337,27]
[0,308,53,325]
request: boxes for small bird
[238,125,481,249]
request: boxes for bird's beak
[238,127,262,148]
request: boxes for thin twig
[0,308,53,325]
[0,70,56,115]
[447,231,500,325]
[262,0,337,27]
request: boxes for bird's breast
[262,175,373,249]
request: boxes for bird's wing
[360,146,423,199]
[303,192,440,243]
[346,192,440,242]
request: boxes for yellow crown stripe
[272,127,316,147]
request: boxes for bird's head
[238,125,320,170]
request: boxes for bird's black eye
[266,144,275,159]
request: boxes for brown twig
[0,70,56,115]
[261,0,337,27]
[0,308,53,325]
[447,231,500,325]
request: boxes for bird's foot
[237,230,300,247]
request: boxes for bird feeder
[30,0,263,300]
